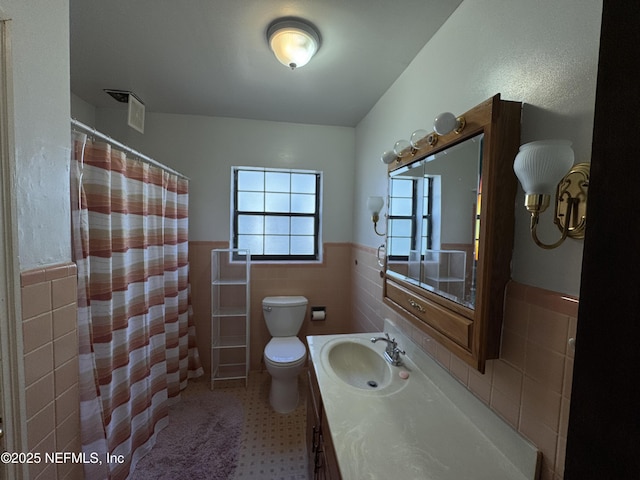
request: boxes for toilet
[262,295,308,414]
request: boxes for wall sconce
[433,112,466,135]
[367,196,386,236]
[267,18,321,70]
[513,140,590,249]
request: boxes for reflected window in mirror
[388,177,416,259]
[421,176,434,253]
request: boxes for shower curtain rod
[70,118,190,180]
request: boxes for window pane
[291,173,316,193]
[238,191,263,212]
[265,192,289,212]
[265,172,290,192]
[291,217,314,235]
[237,170,264,191]
[390,197,412,216]
[391,178,413,197]
[291,194,315,213]
[389,237,411,256]
[238,215,263,234]
[238,235,263,255]
[265,216,289,235]
[264,235,289,255]
[291,235,314,255]
[389,219,411,237]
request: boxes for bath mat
[131,382,243,480]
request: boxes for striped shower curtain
[71,132,203,480]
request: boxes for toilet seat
[264,337,306,365]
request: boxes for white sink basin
[308,331,541,480]
[327,340,392,389]
[320,337,407,394]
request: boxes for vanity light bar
[380,112,465,165]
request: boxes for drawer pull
[408,298,426,313]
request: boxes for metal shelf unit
[211,248,250,388]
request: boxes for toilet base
[269,375,300,414]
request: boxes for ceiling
[69,0,462,127]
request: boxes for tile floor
[206,371,309,480]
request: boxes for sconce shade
[367,196,384,215]
[513,140,575,195]
[267,19,320,70]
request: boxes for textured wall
[2,0,72,270]
[353,0,603,297]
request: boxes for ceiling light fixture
[267,18,320,70]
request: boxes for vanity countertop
[307,322,540,480]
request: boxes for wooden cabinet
[383,94,521,373]
[307,365,341,480]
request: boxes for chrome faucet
[371,333,405,366]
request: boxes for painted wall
[70,93,96,127]
[354,0,602,297]
[92,109,356,244]
[1,0,72,270]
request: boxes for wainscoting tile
[27,402,56,450]
[21,262,80,480]
[53,304,77,339]
[24,343,54,386]
[21,282,52,320]
[23,312,53,354]
[25,372,55,419]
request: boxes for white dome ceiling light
[267,18,321,70]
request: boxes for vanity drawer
[385,280,472,348]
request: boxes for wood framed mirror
[383,94,521,372]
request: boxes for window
[388,177,416,259]
[231,166,322,261]
[388,175,434,260]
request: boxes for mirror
[386,134,483,309]
[381,94,521,372]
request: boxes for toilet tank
[263,296,308,337]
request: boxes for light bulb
[393,140,412,158]
[380,150,397,164]
[410,129,430,149]
[433,112,458,135]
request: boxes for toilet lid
[265,337,306,364]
